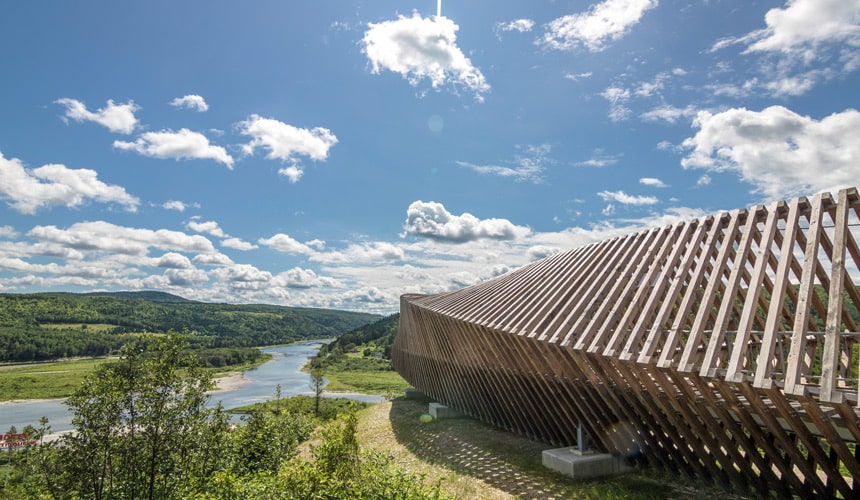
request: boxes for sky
[1,0,858,314]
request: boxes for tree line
[0,292,378,362]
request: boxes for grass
[0,351,272,402]
[357,396,751,500]
[323,368,411,394]
[0,358,112,401]
[230,394,369,421]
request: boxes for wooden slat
[392,187,860,499]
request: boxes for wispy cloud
[540,0,659,52]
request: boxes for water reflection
[0,340,382,433]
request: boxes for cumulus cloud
[114,128,234,168]
[55,98,139,134]
[681,106,860,200]
[170,94,209,112]
[540,0,659,52]
[455,144,553,183]
[403,200,531,243]
[639,177,668,188]
[221,238,258,251]
[0,151,139,214]
[362,12,490,101]
[155,252,193,269]
[28,221,215,256]
[311,242,405,264]
[597,190,659,205]
[258,233,316,254]
[186,220,226,238]
[192,252,234,267]
[238,115,337,181]
[162,200,199,212]
[731,0,860,56]
[275,267,340,289]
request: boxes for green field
[0,358,112,401]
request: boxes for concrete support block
[428,402,463,420]
[542,447,632,480]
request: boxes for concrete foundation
[428,402,463,420]
[542,447,632,480]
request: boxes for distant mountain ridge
[0,292,380,362]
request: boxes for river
[0,340,382,434]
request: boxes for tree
[53,334,231,499]
[310,365,326,416]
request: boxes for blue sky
[1,0,858,314]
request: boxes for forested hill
[319,313,400,359]
[0,292,379,362]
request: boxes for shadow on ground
[387,397,676,499]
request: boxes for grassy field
[0,353,272,402]
[0,358,112,401]
[358,396,751,500]
[323,368,411,395]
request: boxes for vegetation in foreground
[0,334,443,499]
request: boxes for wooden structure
[392,188,860,498]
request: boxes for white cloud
[640,104,698,123]
[170,94,209,112]
[310,242,405,264]
[362,12,490,101]
[221,237,258,251]
[0,226,18,239]
[278,165,304,183]
[640,177,668,188]
[455,144,553,183]
[114,128,234,169]
[600,86,632,122]
[403,200,531,243]
[28,221,216,256]
[155,252,193,269]
[540,0,659,52]
[0,151,139,214]
[564,72,593,81]
[192,252,234,267]
[275,267,341,289]
[495,19,535,37]
[742,0,860,56]
[681,106,860,200]
[697,174,712,186]
[258,233,316,254]
[597,190,659,205]
[575,149,621,167]
[162,200,199,212]
[238,115,338,176]
[186,220,226,238]
[55,98,139,134]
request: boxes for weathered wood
[393,188,860,498]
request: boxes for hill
[0,292,379,362]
